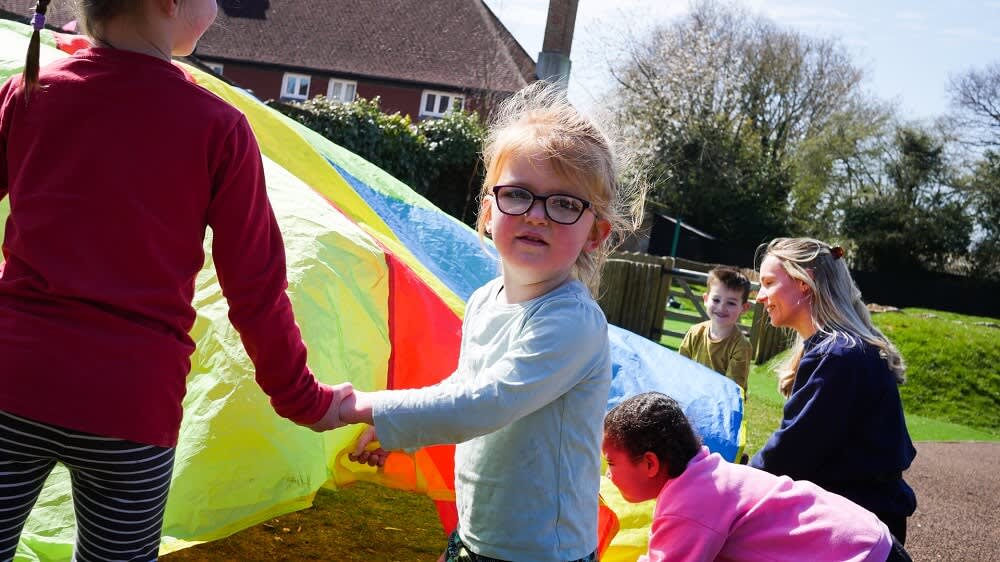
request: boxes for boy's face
[602,435,661,503]
[703,283,750,330]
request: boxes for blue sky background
[483,0,1000,122]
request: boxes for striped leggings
[0,410,175,562]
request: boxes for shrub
[269,96,485,225]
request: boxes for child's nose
[524,199,548,221]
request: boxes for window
[205,62,224,76]
[326,79,357,103]
[281,73,311,101]
[419,90,464,118]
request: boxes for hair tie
[830,246,845,260]
[31,12,46,30]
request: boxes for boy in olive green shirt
[679,267,752,392]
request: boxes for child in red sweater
[0,1,348,559]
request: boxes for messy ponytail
[22,0,52,100]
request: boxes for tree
[604,0,867,258]
[790,97,895,239]
[965,151,1000,279]
[949,62,1000,279]
[948,61,1000,148]
[843,127,972,272]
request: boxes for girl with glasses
[338,81,646,561]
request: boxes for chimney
[536,0,579,89]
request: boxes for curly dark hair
[603,392,701,478]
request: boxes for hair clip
[31,12,46,31]
[830,246,845,260]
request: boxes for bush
[420,110,487,224]
[269,96,485,225]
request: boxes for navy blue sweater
[750,331,917,518]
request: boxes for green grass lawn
[876,308,1000,434]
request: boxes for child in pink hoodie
[602,392,912,562]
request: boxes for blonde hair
[76,0,138,39]
[758,237,906,397]
[476,81,646,294]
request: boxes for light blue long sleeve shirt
[372,277,611,561]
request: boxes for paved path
[905,442,1000,561]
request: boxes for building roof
[0,0,537,94]
[199,0,536,94]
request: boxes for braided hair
[22,0,52,99]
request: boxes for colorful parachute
[0,20,743,562]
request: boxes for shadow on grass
[161,482,445,562]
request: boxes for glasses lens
[546,195,585,224]
[495,186,533,215]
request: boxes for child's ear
[481,197,494,235]
[154,0,179,16]
[585,218,612,252]
[642,451,661,477]
[741,301,751,313]
[702,292,710,305]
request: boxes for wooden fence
[598,252,795,364]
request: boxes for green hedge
[268,96,486,225]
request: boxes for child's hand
[307,382,354,431]
[338,389,374,425]
[348,425,389,467]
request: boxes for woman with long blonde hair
[749,237,917,545]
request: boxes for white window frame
[326,79,357,103]
[205,62,224,76]
[281,73,311,101]
[419,90,464,118]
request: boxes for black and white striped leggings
[0,410,175,562]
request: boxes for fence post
[649,258,673,341]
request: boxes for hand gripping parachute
[0,20,743,562]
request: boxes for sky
[483,0,1000,122]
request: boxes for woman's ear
[798,280,811,296]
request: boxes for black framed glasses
[491,185,592,225]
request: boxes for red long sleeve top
[0,48,332,447]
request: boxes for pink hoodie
[640,447,892,562]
